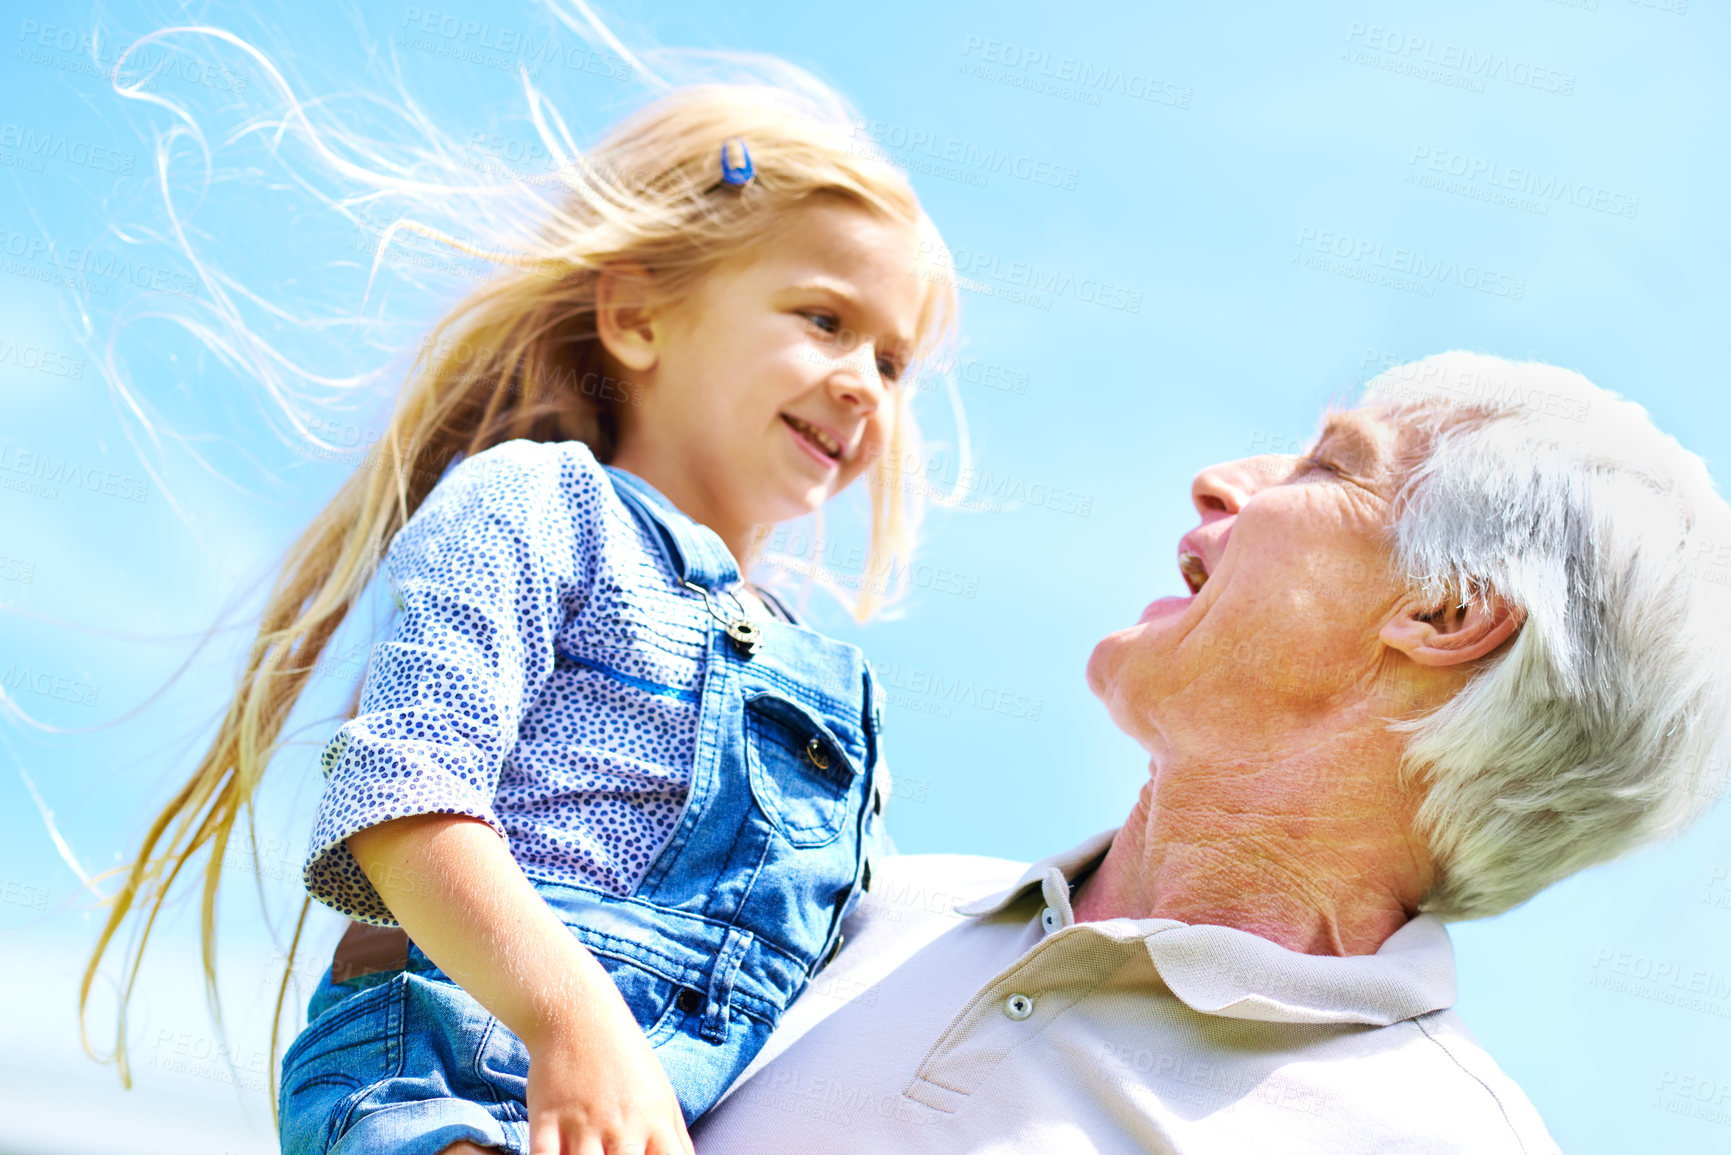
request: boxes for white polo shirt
[692,828,1560,1154]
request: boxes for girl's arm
[348,812,695,1155]
[307,444,688,1151]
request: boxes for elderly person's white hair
[1362,352,1731,920]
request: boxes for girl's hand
[344,814,697,1155]
[525,1011,695,1155]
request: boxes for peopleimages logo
[916,239,1143,314]
[0,124,134,175]
[0,879,49,911]
[1359,349,1589,423]
[0,337,85,380]
[395,8,634,81]
[1590,946,1731,1016]
[958,35,1193,109]
[875,663,1044,722]
[15,20,250,93]
[1342,23,1576,96]
[0,442,150,502]
[850,117,1081,191]
[0,226,200,299]
[1407,146,1639,219]
[0,663,99,707]
[1294,227,1527,300]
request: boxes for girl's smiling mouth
[782,413,845,466]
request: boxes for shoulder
[861,852,1029,922]
[390,440,617,579]
[435,438,607,502]
[1400,1010,1561,1154]
[827,852,1029,969]
[409,439,618,538]
[1324,1008,1557,1153]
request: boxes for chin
[1084,630,1126,700]
[755,483,824,527]
[1085,627,1168,744]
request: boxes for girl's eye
[801,309,901,380]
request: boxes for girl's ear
[1380,592,1523,668]
[595,262,660,373]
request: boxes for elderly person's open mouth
[1139,539,1213,622]
[1178,550,1208,594]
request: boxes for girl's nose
[826,346,886,414]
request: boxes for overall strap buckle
[682,581,762,658]
[604,465,761,657]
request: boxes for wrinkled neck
[1070,713,1433,957]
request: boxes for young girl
[85,82,957,1155]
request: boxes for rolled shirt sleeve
[303,440,596,923]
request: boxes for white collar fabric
[955,826,1457,1027]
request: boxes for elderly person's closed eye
[693,352,1731,1155]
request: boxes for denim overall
[277,466,885,1154]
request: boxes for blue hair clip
[718,137,754,188]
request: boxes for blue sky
[2,1,1728,1151]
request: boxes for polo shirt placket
[693,828,1561,1154]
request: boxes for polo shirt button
[1040,907,1059,933]
[1003,993,1035,1021]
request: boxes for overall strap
[749,582,801,625]
[602,466,741,592]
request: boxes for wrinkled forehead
[1314,401,1413,456]
[1317,398,1476,489]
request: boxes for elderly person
[689,352,1731,1153]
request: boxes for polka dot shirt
[303,439,711,925]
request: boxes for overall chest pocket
[744,690,865,848]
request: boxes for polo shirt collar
[954,826,1457,1027]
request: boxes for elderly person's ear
[1380,593,1524,668]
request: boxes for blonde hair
[82,71,958,1104]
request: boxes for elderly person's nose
[1190,455,1293,519]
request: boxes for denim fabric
[279,462,887,1154]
